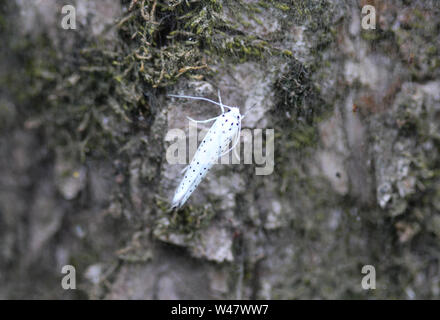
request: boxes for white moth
[168,91,243,209]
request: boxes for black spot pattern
[173,109,244,208]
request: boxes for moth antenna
[168,94,233,112]
[187,115,219,123]
[242,103,257,119]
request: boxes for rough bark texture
[1,0,440,299]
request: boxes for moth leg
[220,140,237,157]
[168,94,233,113]
[220,128,241,157]
[242,103,257,119]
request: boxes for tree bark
[1,0,440,299]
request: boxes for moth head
[227,107,241,118]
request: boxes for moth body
[169,96,242,209]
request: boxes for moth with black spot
[168,91,244,209]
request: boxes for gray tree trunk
[1,0,440,299]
